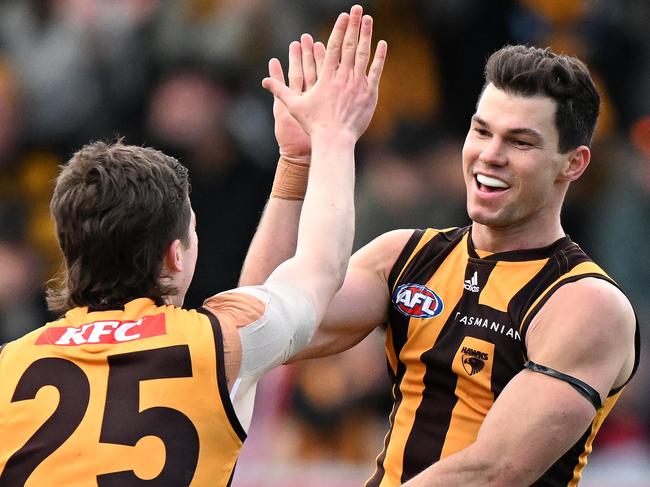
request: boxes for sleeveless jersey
[0,298,246,487]
[367,227,640,487]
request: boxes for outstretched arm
[239,34,323,285]
[208,5,387,431]
[239,9,383,291]
[260,5,387,325]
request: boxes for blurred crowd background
[0,0,648,485]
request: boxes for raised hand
[262,5,387,143]
[268,34,325,161]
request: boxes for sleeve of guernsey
[203,279,316,430]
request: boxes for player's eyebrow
[472,115,545,144]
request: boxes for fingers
[262,76,294,106]
[267,58,285,84]
[265,4,386,105]
[314,41,326,76]
[322,12,349,72]
[287,40,303,92]
[300,34,317,89]
[354,15,373,78]
[367,40,388,90]
[340,5,363,69]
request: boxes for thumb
[262,77,295,106]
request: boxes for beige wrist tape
[271,155,310,200]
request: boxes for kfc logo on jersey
[36,314,167,346]
[392,283,444,318]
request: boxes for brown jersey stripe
[507,246,588,334]
[395,232,546,479]
[197,308,246,443]
[366,347,413,487]
[388,228,467,294]
[395,242,471,482]
[388,229,426,291]
[518,267,615,339]
[385,326,398,377]
[372,229,467,486]
[386,227,470,374]
[401,255,504,479]
[387,228,469,376]
[366,336,403,486]
[365,381,402,487]
[365,340,404,487]
[509,256,567,334]
[377,344,412,485]
[467,233,575,262]
[472,297,523,400]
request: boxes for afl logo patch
[392,283,444,318]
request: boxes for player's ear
[164,239,184,272]
[558,145,590,182]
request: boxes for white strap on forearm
[237,280,316,378]
[229,280,316,431]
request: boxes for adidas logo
[463,271,480,293]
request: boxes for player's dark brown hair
[47,140,191,313]
[483,45,600,152]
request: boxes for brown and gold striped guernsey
[367,226,640,487]
[0,298,246,486]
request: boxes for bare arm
[402,278,637,486]
[239,33,320,285]
[212,7,387,428]
[289,228,414,361]
[259,6,387,323]
[240,197,302,286]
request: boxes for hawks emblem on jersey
[392,283,444,318]
[461,346,488,375]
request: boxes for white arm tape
[237,279,316,379]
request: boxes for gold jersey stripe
[381,237,468,485]
[441,337,496,458]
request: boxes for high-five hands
[267,34,324,161]
[262,5,387,143]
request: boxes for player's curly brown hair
[47,140,191,314]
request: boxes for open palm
[269,35,325,159]
[264,7,386,146]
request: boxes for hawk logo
[392,283,444,318]
[461,346,489,375]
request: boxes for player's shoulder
[350,229,415,273]
[533,277,636,340]
[552,277,633,316]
